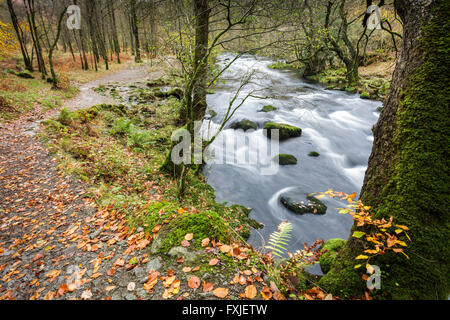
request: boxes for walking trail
[0,62,168,300]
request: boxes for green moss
[360,91,370,99]
[263,122,302,140]
[268,62,293,70]
[158,211,230,253]
[230,119,257,131]
[260,105,277,112]
[319,239,346,274]
[274,154,297,165]
[308,151,320,157]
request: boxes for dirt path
[0,63,168,300]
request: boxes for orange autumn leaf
[202,281,214,292]
[57,284,69,296]
[152,225,162,233]
[201,238,210,247]
[188,276,201,289]
[208,258,219,266]
[261,287,272,300]
[219,245,231,253]
[238,275,247,286]
[114,258,125,267]
[212,287,229,298]
[181,240,190,247]
[244,285,257,299]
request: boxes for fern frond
[266,221,292,258]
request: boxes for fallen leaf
[81,289,93,300]
[219,245,231,253]
[202,281,214,292]
[201,238,210,247]
[244,285,257,299]
[127,282,136,291]
[185,233,194,241]
[188,276,201,289]
[177,257,185,263]
[209,258,219,266]
[182,267,192,273]
[212,287,229,298]
[181,240,190,247]
[261,286,272,300]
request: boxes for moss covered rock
[280,192,327,215]
[274,154,297,165]
[360,91,370,99]
[230,119,257,131]
[308,151,320,157]
[319,239,347,274]
[260,105,277,112]
[16,70,34,79]
[263,122,302,140]
[167,88,184,100]
[155,211,230,253]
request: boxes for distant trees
[3,0,163,84]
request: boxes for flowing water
[202,53,381,259]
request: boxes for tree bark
[6,0,33,71]
[129,0,141,62]
[319,0,450,299]
[192,0,210,121]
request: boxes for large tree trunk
[6,0,33,71]
[130,0,141,63]
[192,0,210,120]
[319,0,449,299]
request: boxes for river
[202,53,381,258]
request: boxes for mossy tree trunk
[319,0,450,299]
[192,0,210,121]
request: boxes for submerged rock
[274,154,297,165]
[229,119,257,131]
[308,151,320,157]
[264,122,302,140]
[280,192,327,215]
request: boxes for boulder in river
[274,154,297,165]
[264,122,302,140]
[259,105,277,112]
[229,119,257,131]
[308,151,320,157]
[280,191,327,215]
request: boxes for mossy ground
[0,71,78,120]
[309,67,390,101]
